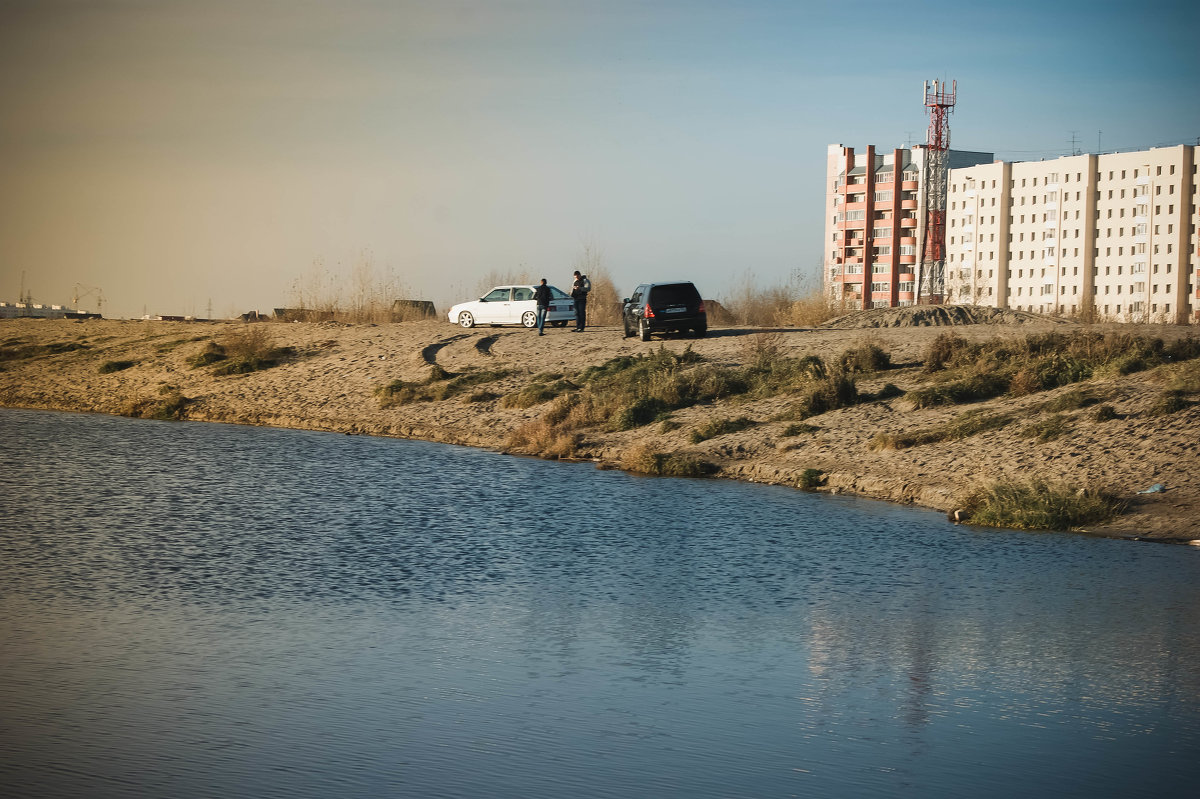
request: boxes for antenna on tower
[916,79,956,305]
[1069,131,1081,156]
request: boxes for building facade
[824,144,992,310]
[944,145,1199,323]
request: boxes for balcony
[899,254,916,265]
[900,198,918,210]
[900,217,917,228]
[901,180,919,191]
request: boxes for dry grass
[909,331,1200,408]
[620,443,715,477]
[959,479,1127,531]
[870,409,1013,451]
[290,254,412,324]
[376,368,511,408]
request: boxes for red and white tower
[917,79,956,303]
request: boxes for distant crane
[917,78,956,304]
[72,283,105,314]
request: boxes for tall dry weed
[290,252,411,324]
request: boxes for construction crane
[72,283,105,314]
[917,79,956,304]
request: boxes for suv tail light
[644,303,655,318]
[697,300,706,314]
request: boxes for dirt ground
[2,314,1198,542]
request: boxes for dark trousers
[574,296,587,330]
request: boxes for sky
[1,0,1197,319]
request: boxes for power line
[978,134,1198,159]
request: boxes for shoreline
[3,317,1198,542]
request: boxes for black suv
[622,282,706,340]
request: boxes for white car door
[477,287,512,323]
[511,286,535,325]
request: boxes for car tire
[622,320,632,338]
[639,318,651,342]
[521,311,537,328]
[692,325,707,338]
[458,311,475,328]
[552,320,567,328]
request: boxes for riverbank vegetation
[960,479,1128,531]
[4,315,1198,540]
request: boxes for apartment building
[944,145,1199,323]
[824,144,993,309]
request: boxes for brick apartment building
[823,144,992,310]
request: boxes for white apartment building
[944,145,1199,323]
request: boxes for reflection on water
[2,408,1199,798]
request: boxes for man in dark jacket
[533,278,552,335]
[570,270,590,331]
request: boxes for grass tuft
[99,360,136,374]
[1147,391,1192,417]
[870,409,1012,451]
[689,416,755,444]
[960,479,1127,531]
[620,444,715,477]
[797,468,825,490]
[1021,413,1073,442]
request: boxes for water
[2,407,1198,798]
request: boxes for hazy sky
[2,0,1197,319]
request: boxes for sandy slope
[2,316,1197,541]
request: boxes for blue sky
[1,0,1196,318]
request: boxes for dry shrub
[222,325,275,361]
[739,330,786,366]
[722,271,794,326]
[838,337,890,374]
[781,291,839,327]
[505,416,581,458]
[290,253,411,324]
[620,443,714,477]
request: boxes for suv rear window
[649,283,700,305]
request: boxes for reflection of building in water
[800,588,1200,739]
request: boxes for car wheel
[638,318,651,342]
[458,311,474,328]
[692,325,707,338]
[552,320,567,328]
[521,311,537,328]
[622,320,632,338]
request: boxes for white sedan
[448,285,576,328]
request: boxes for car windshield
[548,286,569,300]
[650,284,699,305]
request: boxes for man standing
[571,270,590,331]
[533,278,552,335]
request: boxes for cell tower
[917,78,956,304]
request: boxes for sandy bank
[2,316,1197,541]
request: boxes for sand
[2,316,1197,541]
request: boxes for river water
[2,407,1198,798]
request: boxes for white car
[448,285,576,328]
